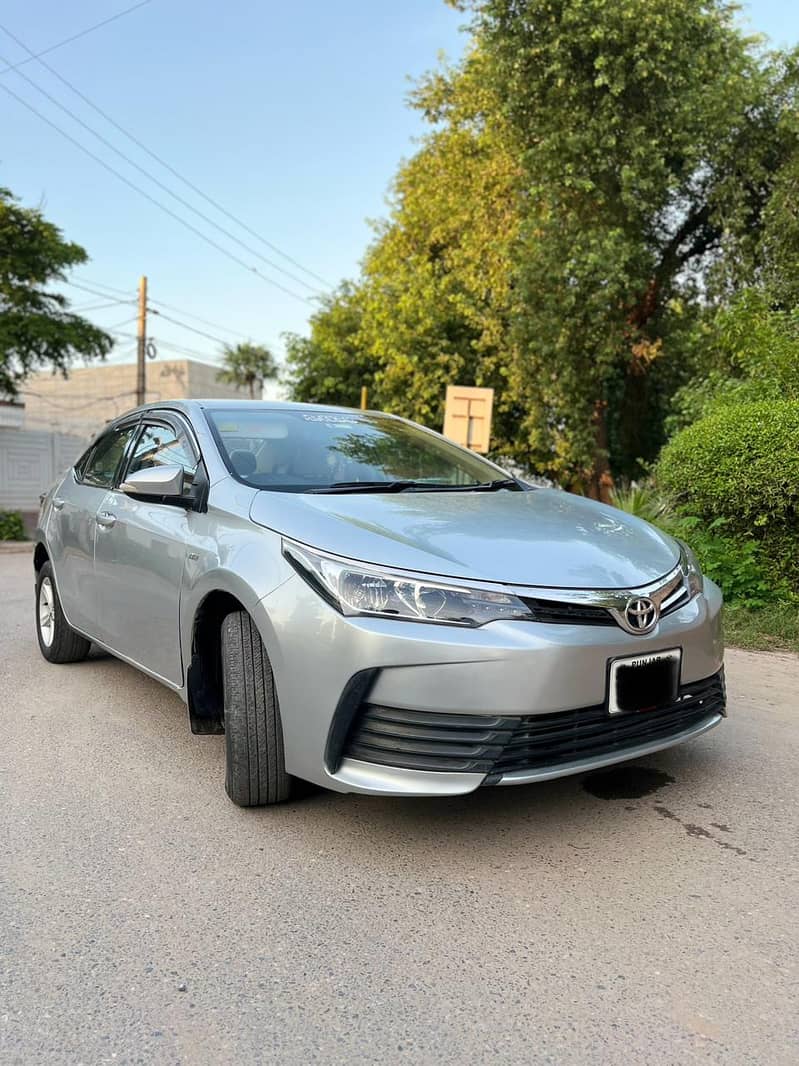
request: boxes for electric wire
[66,277,135,299]
[145,299,250,340]
[0,2,152,77]
[63,280,134,303]
[0,31,322,296]
[69,300,132,312]
[0,79,313,304]
[69,279,250,340]
[0,17,333,291]
[146,309,231,347]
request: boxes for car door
[93,413,204,686]
[46,420,140,636]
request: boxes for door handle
[52,497,65,510]
[96,511,117,528]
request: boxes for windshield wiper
[460,478,522,492]
[307,480,455,494]
[306,477,523,495]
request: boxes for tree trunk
[586,399,614,503]
[248,378,255,400]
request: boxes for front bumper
[253,574,724,796]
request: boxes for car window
[81,425,139,489]
[206,409,502,492]
[126,422,198,493]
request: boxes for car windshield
[206,408,505,492]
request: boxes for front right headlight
[282,539,533,628]
[680,542,704,599]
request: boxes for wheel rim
[39,577,56,647]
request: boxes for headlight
[282,540,532,627]
[680,542,704,598]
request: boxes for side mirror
[120,464,184,498]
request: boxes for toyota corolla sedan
[34,400,725,806]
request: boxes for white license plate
[608,648,682,716]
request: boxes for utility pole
[136,274,148,406]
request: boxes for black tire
[35,561,91,664]
[221,610,292,806]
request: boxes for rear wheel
[221,610,292,806]
[35,561,91,664]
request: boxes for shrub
[656,401,799,586]
[609,481,670,524]
[0,509,26,541]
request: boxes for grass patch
[724,602,799,653]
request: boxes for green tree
[284,284,372,407]
[0,187,112,397]
[285,49,525,446]
[462,0,799,496]
[216,342,278,399]
[358,49,523,439]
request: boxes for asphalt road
[1,550,798,1065]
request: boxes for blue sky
[1,1,796,369]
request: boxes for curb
[0,541,34,554]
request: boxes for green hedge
[656,400,799,585]
[0,510,26,541]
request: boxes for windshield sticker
[301,414,362,425]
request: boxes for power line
[0,79,315,304]
[0,17,333,291]
[69,300,131,312]
[68,277,254,345]
[104,316,139,331]
[71,278,257,341]
[0,26,325,297]
[147,308,231,348]
[63,280,134,303]
[145,298,250,340]
[0,2,152,77]
[151,339,220,362]
[67,277,135,299]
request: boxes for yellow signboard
[443,385,494,453]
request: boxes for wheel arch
[186,588,249,735]
[33,541,49,572]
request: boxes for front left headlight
[282,540,533,627]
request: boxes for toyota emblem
[624,596,658,633]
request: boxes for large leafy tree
[217,342,278,399]
[284,284,372,407]
[358,50,523,440]
[285,51,525,441]
[287,1,798,494]
[462,0,799,495]
[0,187,112,397]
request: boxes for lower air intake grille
[341,671,725,777]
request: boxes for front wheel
[35,561,91,664]
[221,610,292,806]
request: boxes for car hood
[249,487,679,590]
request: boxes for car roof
[126,399,389,418]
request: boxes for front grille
[520,598,616,626]
[519,583,690,629]
[341,671,725,778]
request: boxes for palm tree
[216,342,278,400]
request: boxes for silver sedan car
[34,400,725,806]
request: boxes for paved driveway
[1,551,797,1064]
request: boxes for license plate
[608,648,681,715]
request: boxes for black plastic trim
[340,670,726,776]
[324,668,380,773]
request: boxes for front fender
[178,518,293,695]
